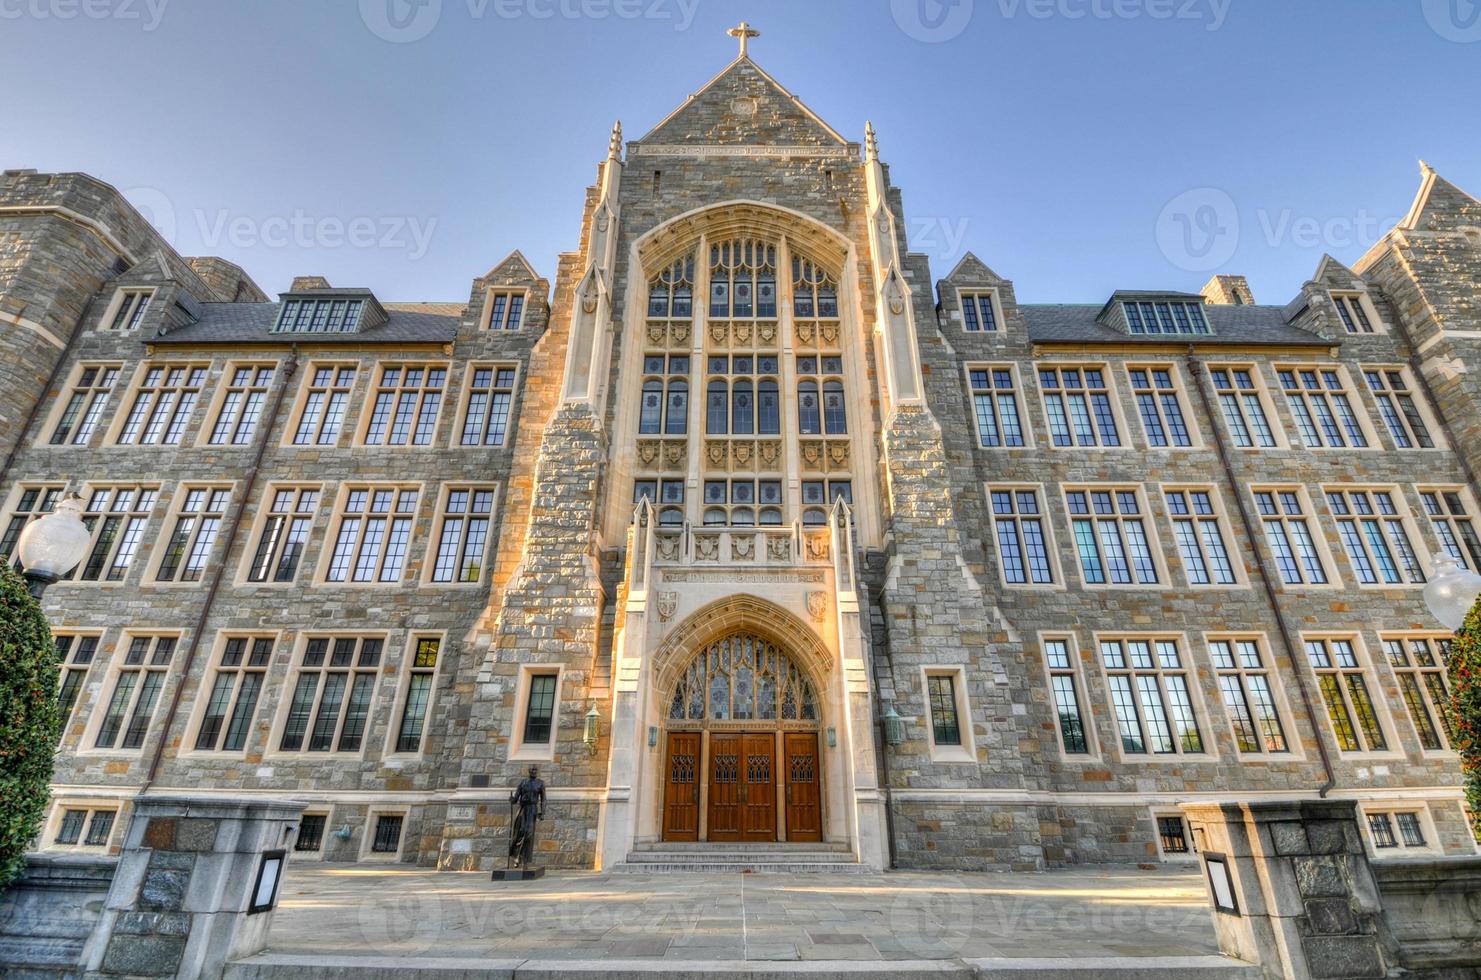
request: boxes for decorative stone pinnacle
[727,20,760,58]
[609,121,623,161]
[1419,158,1434,177]
[865,121,878,162]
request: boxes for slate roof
[150,302,461,345]
[1021,304,1333,347]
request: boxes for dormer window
[1124,301,1211,335]
[1331,292,1379,334]
[107,289,154,331]
[485,291,525,330]
[961,291,998,332]
[274,298,364,334]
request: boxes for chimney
[1202,275,1255,306]
[290,276,332,291]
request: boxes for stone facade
[3,40,1478,873]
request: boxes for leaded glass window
[668,634,818,724]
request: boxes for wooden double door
[662,731,821,842]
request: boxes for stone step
[615,857,871,874]
[227,953,1261,980]
[631,840,854,853]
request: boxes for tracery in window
[668,634,817,723]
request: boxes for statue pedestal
[491,867,545,882]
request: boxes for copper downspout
[1185,350,1336,797]
[141,349,300,790]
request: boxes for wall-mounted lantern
[882,704,906,747]
[583,706,601,752]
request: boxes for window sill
[926,744,977,764]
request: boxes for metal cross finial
[728,20,760,58]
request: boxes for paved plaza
[261,864,1225,963]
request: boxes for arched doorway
[661,632,823,843]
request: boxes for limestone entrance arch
[647,596,833,844]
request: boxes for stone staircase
[616,840,870,874]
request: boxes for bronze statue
[507,765,546,870]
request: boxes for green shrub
[1450,596,1481,842]
[0,564,61,888]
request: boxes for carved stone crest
[657,533,681,561]
[657,591,677,622]
[582,283,599,314]
[767,536,791,562]
[804,533,830,562]
[806,591,827,623]
[696,535,719,562]
[732,534,755,561]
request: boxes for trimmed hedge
[0,564,61,888]
[1451,596,1481,842]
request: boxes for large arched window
[668,634,818,723]
[732,380,754,435]
[640,380,663,434]
[706,381,728,434]
[823,380,847,435]
[798,381,821,435]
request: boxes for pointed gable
[481,250,542,286]
[1312,254,1364,290]
[1400,163,1481,233]
[944,252,1007,285]
[636,57,848,149]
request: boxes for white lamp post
[15,492,90,598]
[1423,554,1481,632]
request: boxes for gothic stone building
[5,43,1481,872]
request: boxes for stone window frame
[964,363,1032,450]
[1089,631,1220,764]
[1357,802,1441,859]
[1328,289,1386,336]
[79,629,185,758]
[508,664,565,763]
[1296,631,1403,761]
[1416,484,1481,573]
[453,361,521,449]
[479,286,530,331]
[293,809,333,858]
[360,806,412,862]
[985,483,1063,591]
[423,485,500,587]
[1205,362,1287,450]
[952,286,1004,334]
[1248,484,1344,592]
[316,482,426,588]
[1125,362,1202,450]
[235,483,325,588]
[41,360,125,448]
[1034,362,1131,451]
[106,360,211,447]
[265,631,390,762]
[1375,631,1458,758]
[41,799,122,853]
[72,482,164,586]
[179,631,283,758]
[99,286,156,333]
[54,630,106,736]
[1272,362,1378,452]
[354,361,451,450]
[198,359,280,448]
[1199,632,1304,762]
[918,665,975,764]
[1036,631,1101,763]
[1318,484,1431,590]
[1059,483,1171,590]
[144,482,236,588]
[1359,364,1445,452]
[383,631,447,759]
[1150,809,1199,863]
[281,360,361,449]
[1159,484,1247,590]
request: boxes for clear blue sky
[5,0,1479,305]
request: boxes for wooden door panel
[784,733,822,842]
[662,732,700,841]
[741,733,776,841]
[707,734,741,842]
